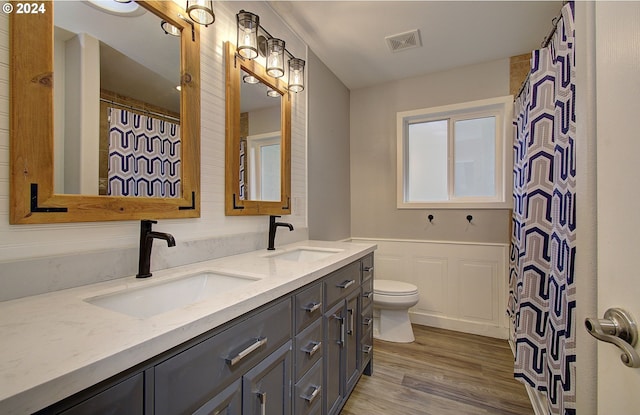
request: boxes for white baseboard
[410,311,509,339]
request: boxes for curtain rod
[515,8,565,100]
[100,98,180,124]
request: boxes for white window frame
[246,131,281,201]
[397,96,513,209]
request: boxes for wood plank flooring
[340,325,534,415]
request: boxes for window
[246,132,281,201]
[397,96,512,208]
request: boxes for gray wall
[350,58,512,244]
[307,49,352,241]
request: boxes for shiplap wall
[0,3,307,261]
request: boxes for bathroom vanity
[0,241,375,415]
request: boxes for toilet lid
[374,279,418,296]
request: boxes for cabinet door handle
[362,317,372,327]
[302,340,322,357]
[363,291,373,300]
[303,302,322,313]
[333,314,345,346]
[362,345,373,354]
[363,266,374,272]
[337,279,355,289]
[257,391,267,415]
[347,308,354,336]
[225,337,268,366]
[301,385,321,404]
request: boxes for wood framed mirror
[224,41,291,215]
[10,1,200,224]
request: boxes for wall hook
[466,215,473,223]
[428,214,434,224]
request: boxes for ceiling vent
[385,29,422,53]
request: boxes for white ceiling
[268,1,563,90]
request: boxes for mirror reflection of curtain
[239,139,247,199]
[107,107,181,197]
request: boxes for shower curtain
[508,2,576,415]
[107,107,181,198]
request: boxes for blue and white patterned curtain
[508,2,576,415]
[107,108,181,197]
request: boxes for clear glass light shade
[187,0,215,26]
[288,58,305,92]
[267,88,280,98]
[266,38,285,78]
[161,20,180,36]
[237,11,259,59]
[243,74,259,84]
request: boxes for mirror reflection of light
[84,0,145,16]
[243,75,260,84]
[161,20,181,37]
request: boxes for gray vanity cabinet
[242,341,292,415]
[154,299,292,415]
[293,281,324,415]
[322,260,363,415]
[192,379,242,415]
[55,373,144,415]
[35,254,374,415]
[360,255,374,375]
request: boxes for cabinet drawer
[58,373,144,415]
[361,304,373,333]
[361,277,373,310]
[294,282,323,334]
[361,254,374,282]
[154,298,292,415]
[324,261,360,307]
[294,359,323,415]
[294,318,323,381]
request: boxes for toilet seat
[374,280,418,296]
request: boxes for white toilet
[373,279,419,343]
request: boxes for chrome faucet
[268,215,294,250]
[136,220,176,278]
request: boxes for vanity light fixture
[288,58,305,93]
[237,11,260,59]
[186,0,215,26]
[235,10,306,92]
[266,88,280,98]
[161,20,181,36]
[266,38,285,78]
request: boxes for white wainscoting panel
[352,238,509,339]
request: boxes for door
[242,341,292,415]
[594,2,640,413]
[324,301,345,415]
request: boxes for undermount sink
[85,272,260,318]
[267,247,343,262]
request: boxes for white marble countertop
[0,240,376,414]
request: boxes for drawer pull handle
[362,345,373,354]
[337,279,355,289]
[303,341,322,357]
[258,391,267,415]
[363,317,372,326]
[363,266,374,272]
[226,337,268,366]
[303,302,322,313]
[301,385,321,404]
[363,291,373,300]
